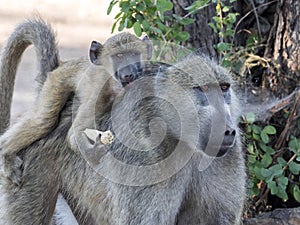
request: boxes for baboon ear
[142,35,152,60]
[89,40,103,65]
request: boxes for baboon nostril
[225,130,230,135]
[225,129,236,136]
[124,74,134,81]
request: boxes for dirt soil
[0,0,119,121]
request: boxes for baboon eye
[193,86,209,106]
[220,83,230,92]
[200,85,209,92]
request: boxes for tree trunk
[266,0,300,97]
[169,0,300,97]
[170,0,219,60]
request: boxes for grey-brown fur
[0,18,59,134]
[0,22,151,184]
[0,19,246,225]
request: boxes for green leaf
[118,18,125,31]
[227,13,237,24]
[263,125,276,135]
[277,187,288,201]
[149,26,163,34]
[120,1,130,13]
[136,2,146,11]
[292,184,300,203]
[142,19,150,29]
[156,0,173,12]
[155,21,167,33]
[246,33,259,47]
[185,0,210,12]
[111,20,118,33]
[252,124,261,134]
[289,161,300,175]
[269,164,283,177]
[259,142,275,155]
[261,168,272,178]
[247,144,254,154]
[208,22,217,33]
[114,12,123,19]
[277,176,288,186]
[245,112,256,124]
[107,0,118,15]
[277,157,287,166]
[123,17,129,28]
[261,154,272,167]
[289,137,300,151]
[250,185,260,196]
[248,154,257,164]
[253,133,260,141]
[126,17,134,28]
[133,21,142,37]
[254,166,264,180]
[174,31,190,42]
[267,180,278,195]
[221,59,231,68]
[216,42,229,52]
[222,6,230,12]
[179,18,195,25]
[260,131,270,144]
[248,179,254,188]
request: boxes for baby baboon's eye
[220,83,230,92]
[200,85,209,92]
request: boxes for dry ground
[0,0,120,121]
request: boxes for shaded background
[0,0,118,121]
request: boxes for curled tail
[0,18,60,134]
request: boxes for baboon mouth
[217,142,236,157]
[203,142,235,157]
[122,81,133,87]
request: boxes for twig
[246,88,300,121]
[274,90,300,150]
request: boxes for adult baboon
[0,19,246,225]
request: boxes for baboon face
[110,51,143,87]
[150,57,238,158]
[89,34,152,87]
[192,82,237,157]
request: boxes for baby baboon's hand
[100,130,115,145]
[84,129,115,145]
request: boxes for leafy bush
[107,0,194,43]
[242,112,300,207]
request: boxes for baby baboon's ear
[142,35,152,60]
[89,40,103,65]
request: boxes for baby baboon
[0,20,152,182]
[0,19,245,225]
